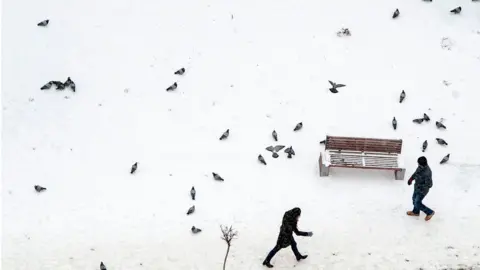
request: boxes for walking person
[262,207,313,268]
[407,156,435,221]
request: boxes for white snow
[2,0,480,269]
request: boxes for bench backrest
[325,135,402,154]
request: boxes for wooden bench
[319,135,406,180]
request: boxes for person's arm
[408,166,420,185]
[293,223,309,236]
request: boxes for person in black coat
[262,207,313,268]
[407,156,435,221]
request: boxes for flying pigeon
[328,80,346,93]
[392,9,400,19]
[399,90,406,103]
[440,154,450,164]
[37,19,49,27]
[436,121,447,129]
[413,118,424,124]
[40,81,53,90]
[219,129,230,140]
[34,185,46,192]
[392,117,397,130]
[64,77,75,92]
[51,81,65,90]
[191,226,202,234]
[272,130,278,141]
[166,82,177,91]
[212,172,224,181]
[130,162,138,174]
[186,205,195,215]
[436,138,448,145]
[266,145,285,152]
[422,140,428,152]
[174,68,185,75]
[100,262,107,270]
[190,186,196,200]
[423,113,430,122]
[258,154,267,165]
[450,6,461,14]
[294,122,303,131]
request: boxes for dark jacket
[276,208,308,248]
[410,165,433,194]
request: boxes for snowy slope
[2,0,480,269]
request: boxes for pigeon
[174,68,185,75]
[422,140,428,152]
[393,9,400,19]
[258,154,267,165]
[190,186,196,200]
[450,6,461,14]
[191,226,202,234]
[130,162,138,174]
[212,172,224,181]
[272,152,279,158]
[436,138,448,146]
[272,130,278,141]
[423,0,432,2]
[294,122,303,131]
[392,117,397,130]
[100,262,107,270]
[219,129,230,140]
[436,121,447,129]
[187,205,195,215]
[413,118,424,124]
[166,82,178,91]
[266,145,285,152]
[285,146,295,158]
[37,19,49,27]
[440,154,450,164]
[328,80,346,93]
[51,81,65,90]
[399,90,406,103]
[423,113,430,122]
[40,81,53,90]
[34,185,46,192]
[64,77,75,92]
[319,140,326,144]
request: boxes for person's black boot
[262,260,274,268]
[296,255,308,261]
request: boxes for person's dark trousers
[412,190,434,215]
[265,239,302,263]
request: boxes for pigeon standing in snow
[413,118,424,124]
[272,130,278,141]
[37,19,49,26]
[258,155,267,165]
[212,172,224,181]
[328,81,346,93]
[293,122,303,131]
[440,154,450,164]
[166,82,177,91]
[422,140,428,152]
[64,77,75,92]
[450,6,461,14]
[285,146,295,158]
[219,129,230,140]
[436,121,447,129]
[399,90,406,103]
[392,117,397,130]
[130,162,138,174]
[423,0,432,2]
[187,205,195,215]
[423,113,430,122]
[40,81,53,90]
[436,138,448,145]
[100,262,107,270]
[174,68,185,75]
[392,9,400,19]
[34,185,47,192]
[191,226,202,233]
[190,186,196,200]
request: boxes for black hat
[418,156,428,166]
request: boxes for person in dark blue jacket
[262,207,313,268]
[407,156,435,221]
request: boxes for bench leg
[395,169,406,180]
[319,153,330,177]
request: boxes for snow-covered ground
[2,0,480,269]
